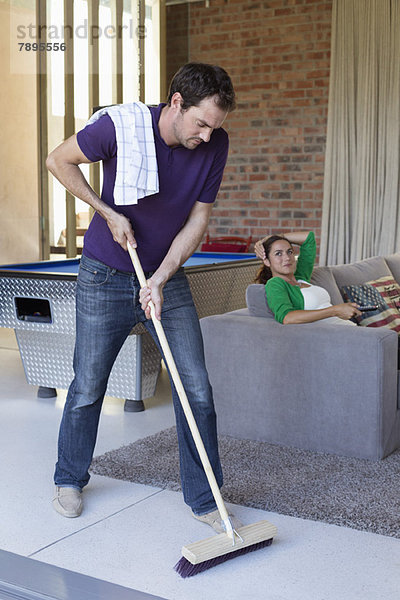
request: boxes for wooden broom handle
[128,245,233,537]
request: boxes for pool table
[0,252,258,411]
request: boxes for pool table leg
[37,386,57,399]
[124,399,145,412]
[123,334,145,412]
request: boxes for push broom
[128,245,277,577]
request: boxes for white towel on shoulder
[87,101,159,205]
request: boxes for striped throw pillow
[366,276,400,311]
[341,282,400,333]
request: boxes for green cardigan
[265,231,316,323]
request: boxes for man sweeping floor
[46,62,242,533]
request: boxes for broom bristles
[174,537,274,578]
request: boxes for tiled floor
[1,327,399,599]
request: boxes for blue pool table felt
[1,252,256,276]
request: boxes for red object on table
[201,234,253,253]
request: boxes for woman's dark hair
[255,235,292,284]
[167,63,236,112]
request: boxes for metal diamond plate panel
[15,329,161,400]
[186,260,260,319]
[0,277,76,333]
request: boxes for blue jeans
[54,255,223,515]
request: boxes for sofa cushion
[311,266,343,305]
[331,256,392,295]
[384,253,400,284]
[246,284,275,318]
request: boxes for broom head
[174,519,277,578]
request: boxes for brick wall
[166,4,189,90]
[168,0,332,249]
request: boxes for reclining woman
[254,231,361,325]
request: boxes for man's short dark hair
[167,63,236,113]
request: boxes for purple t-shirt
[76,103,229,272]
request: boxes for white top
[300,282,331,310]
[298,281,355,326]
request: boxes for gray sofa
[200,253,400,460]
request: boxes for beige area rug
[91,426,400,538]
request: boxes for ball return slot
[14,297,52,324]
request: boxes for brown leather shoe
[52,486,83,518]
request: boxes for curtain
[320,0,400,265]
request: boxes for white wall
[0,1,40,264]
